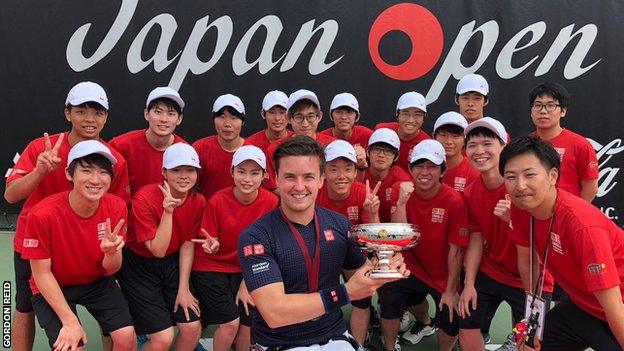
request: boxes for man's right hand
[397,181,414,206]
[35,132,64,176]
[459,284,478,318]
[345,254,409,301]
[53,319,87,351]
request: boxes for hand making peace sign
[191,228,220,254]
[36,132,64,175]
[363,179,381,219]
[100,218,125,255]
[158,182,182,214]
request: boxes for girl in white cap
[119,142,206,351]
[191,145,278,351]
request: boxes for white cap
[65,81,109,110]
[232,145,267,170]
[456,74,489,95]
[162,143,201,169]
[67,140,117,166]
[433,111,468,133]
[325,140,357,163]
[262,90,288,111]
[368,128,401,150]
[409,140,446,165]
[287,89,320,111]
[396,92,427,113]
[146,87,185,110]
[213,94,245,114]
[464,117,508,143]
[330,93,359,113]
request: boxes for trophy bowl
[348,223,420,279]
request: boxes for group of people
[4,73,623,351]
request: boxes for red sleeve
[509,205,530,247]
[574,227,621,292]
[110,158,131,203]
[187,195,205,242]
[579,140,599,181]
[201,196,220,240]
[131,191,160,243]
[448,195,469,247]
[22,211,51,260]
[356,185,370,224]
[6,139,40,184]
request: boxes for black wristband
[319,284,351,313]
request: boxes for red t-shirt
[22,191,128,294]
[389,184,469,293]
[127,184,205,257]
[7,132,131,253]
[509,190,624,321]
[464,178,553,291]
[442,157,480,193]
[244,130,293,158]
[193,187,279,272]
[363,166,411,223]
[193,135,237,200]
[109,129,186,196]
[264,133,337,190]
[319,125,373,148]
[539,129,599,197]
[374,122,430,172]
[316,181,369,225]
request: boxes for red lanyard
[280,208,321,292]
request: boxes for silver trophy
[348,223,420,278]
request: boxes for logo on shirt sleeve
[252,262,270,274]
[330,290,338,302]
[431,208,445,223]
[587,263,606,276]
[385,188,392,201]
[243,245,253,256]
[347,206,360,221]
[23,238,39,248]
[253,244,265,255]
[453,177,467,192]
[324,230,335,242]
[459,228,469,237]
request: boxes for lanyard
[529,213,555,298]
[280,208,321,292]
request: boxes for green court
[1,232,516,350]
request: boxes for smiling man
[245,90,292,155]
[455,74,489,124]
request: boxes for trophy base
[369,270,405,279]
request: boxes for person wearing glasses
[529,83,599,203]
[375,92,431,172]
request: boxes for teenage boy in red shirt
[110,87,186,196]
[501,135,624,350]
[528,82,598,202]
[23,140,136,351]
[382,140,468,351]
[458,118,552,351]
[456,74,489,124]
[433,112,479,193]
[4,81,130,351]
[375,92,430,172]
[245,90,291,155]
[193,94,246,200]
[192,145,279,351]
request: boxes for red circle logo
[369,3,444,81]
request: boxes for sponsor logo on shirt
[23,238,38,248]
[385,188,392,201]
[97,222,107,240]
[243,245,253,256]
[331,290,338,302]
[588,160,598,169]
[431,207,445,223]
[324,230,335,242]
[347,206,359,221]
[587,263,606,276]
[252,262,270,274]
[550,232,563,254]
[10,168,28,177]
[454,177,467,192]
[554,147,566,161]
[253,244,265,255]
[459,228,469,237]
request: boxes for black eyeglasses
[531,103,560,112]
[369,147,395,156]
[290,113,319,123]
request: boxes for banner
[1,1,622,226]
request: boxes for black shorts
[14,252,34,313]
[551,283,569,302]
[379,275,458,336]
[459,271,551,330]
[541,298,621,351]
[118,248,200,335]
[192,271,250,326]
[31,276,133,348]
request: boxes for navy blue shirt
[238,206,366,347]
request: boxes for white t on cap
[464,117,508,143]
[162,143,201,169]
[232,145,267,170]
[146,87,185,110]
[325,140,358,163]
[396,92,427,112]
[287,89,320,111]
[368,128,400,150]
[456,74,489,95]
[67,140,117,166]
[262,90,288,111]
[330,93,359,113]
[213,94,245,114]
[433,111,469,133]
[65,81,109,110]
[409,140,446,165]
